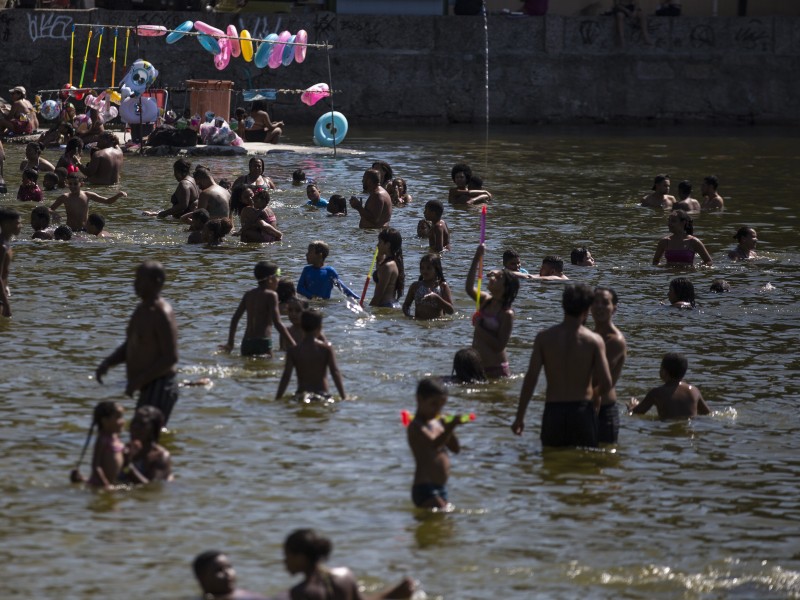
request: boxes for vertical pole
[325,40,337,158]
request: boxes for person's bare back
[631,381,709,419]
[80,135,124,185]
[125,296,178,393]
[538,322,609,404]
[199,184,231,219]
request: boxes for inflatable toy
[301,83,330,107]
[119,96,159,124]
[40,100,61,121]
[281,35,296,66]
[313,111,348,147]
[295,29,308,63]
[269,31,291,69]
[240,30,254,62]
[166,20,194,44]
[226,24,241,58]
[118,59,159,99]
[136,25,167,37]
[198,33,221,55]
[254,33,278,69]
[214,38,231,70]
[193,21,225,37]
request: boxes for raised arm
[465,243,486,302]
[86,190,126,205]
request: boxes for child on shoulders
[276,310,346,402]
[297,240,358,300]
[628,352,710,419]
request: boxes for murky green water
[1,125,799,599]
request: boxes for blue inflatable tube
[167,20,193,44]
[198,33,221,55]
[313,111,348,147]
[254,33,279,69]
[281,35,296,66]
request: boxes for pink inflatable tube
[227,25,241,58]
[301,83,330,107]
[295,30,308,63]
[194,20,225,38]
[214,38,231,70]
[269,30,291,69]
[136,25,167,37]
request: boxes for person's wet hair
[424,199,444,220]
[277,278,296,302]
[562,283,595,317]
[254,260,279,281]
[327,195,347,215]
[709,279,730,293]
[173,158,191,176]
[677,180,692,198]
[451,162,472,183]
[308,240,330,259]
[22,168,38,183]
[451,348,486,384]
[733,226,754,241]
[670,277,696,307]
[300,309,323,333]
[417,376,447,399]
[419,253,446,283]
[671,209,694,235]
[570,247,590,265]
[594,286,619,305]
[542,255,564,273]
[661,352,688,380]
[53,225,73,240]
[192,550,223,580]
[132,405,165,443]
[284,529,332,565]
[703,175,719,190]
[652,173,669,190]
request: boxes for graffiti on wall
[28,12,73,43]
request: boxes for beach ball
[40,100,61,121]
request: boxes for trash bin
[186,79,233,121]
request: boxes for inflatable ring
[167,20,193,44]
[136,25,167,37]
[40,99,61,121]
[240,29,254,62]
[269,30,291,69]
[295,29,308,63]
[313,111,348,147]
[281,35,296,67]
[214,38,231,70]
[193,20,225,37]
[226,24,241,58]
[254,33,278,69]
[301,83,329,107]
[198,33,221,55]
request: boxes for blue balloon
[198,33,221,55]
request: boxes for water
[1,125,799,599]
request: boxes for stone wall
[1,9,798,125]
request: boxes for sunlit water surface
[1,125,799,599]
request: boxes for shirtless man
[276,309,346,400]
[349,169,392,229]
[673,180,701,212]
[96,260,180,425]
[591,287,627,444]
[194,166,231,219]
[0,86,39,137]
[641,174,676,209]
[511,284,612,448]
[533,255,569,280]
[50,173,126,231]
[222,261,294,358]
[79,132,124,185]
[700,174,724,210]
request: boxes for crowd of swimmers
[0,130,765,598]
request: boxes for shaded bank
[1,9,798,125]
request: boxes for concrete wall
[1,9,798,125]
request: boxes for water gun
[400,410,476,427]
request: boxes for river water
[1,125,799,599]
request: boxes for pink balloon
[227,24,241,58]
[301,83,330,106]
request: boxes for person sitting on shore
[78,132,124,185]
[244,100,283,144]
[641,174,675,209]
[38,121,75,148]
[0,86,39,137]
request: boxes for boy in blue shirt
[305,183,329,209]
[297,240,358,300]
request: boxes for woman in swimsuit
[653,209,713,267]
[728,226,758,261]
[370,227,405,308]
[283,528,414,600]
[402,253,453,320]
[19,142,55,174]
[233,156,276,191]
[466,243,520,378]
[69,401,126,488]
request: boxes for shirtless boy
[641,174,676,209]
[275,310,346,401]
[407,377,463,508]
[223,261,294,357]
[79,132,124,185]
[424,199,450,253]
[96,261,180,424]
[673,180,701,212]
[700,175,724,210]
[628,352,710,419]
[49,173,126,231]
[194,166,231,219]
[349,169,392,229]
[0,208,22,317]
[512,284,612,448]
[192,550,270,600]
[591,287,627,444]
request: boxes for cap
[9,86,26,96]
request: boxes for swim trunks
[292,391,334,404]
[540,401,598,448]
[241,337,272,356]
[484,362,511,378]
[597,402,620,444]
[411,483,448,507]
[138,373,179,425]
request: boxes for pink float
[194,20,225,38]
[269,30,291,69]
[226,24,241,58]
[214,38,231,70]
[301,83,330,106]
[295,29,308,63]
[136,25,167,37]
